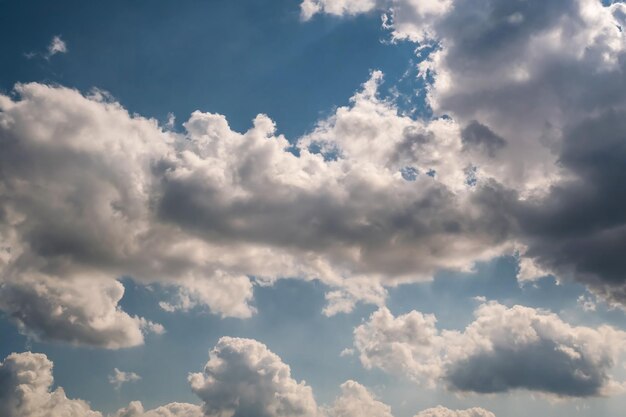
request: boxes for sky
[1,1,626,417]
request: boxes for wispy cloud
[108,368,141,390]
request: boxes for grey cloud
[445,340,608,397]
[515,110,626,305]
[353,302,626,397]
[461,121,506,158]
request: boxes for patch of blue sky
[0,0,421,140]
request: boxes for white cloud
[47,35,67,58]
[353,302,626,397]
[300,0,451,42]
[189,337,320,417]
[109,368,142,390]
[326,380,393,417]
[0,352,102,417]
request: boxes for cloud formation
[326,380,393,417]
[304,0,626,307]
[0,74,514,345]
[0,352,101,417]
[189,337,319,417]
[0,345,496,417]
[3,0,626,346]
[353,302,626,397]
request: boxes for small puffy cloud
[46,35,67,58]
[0,352,102,417]
[326,380,393,417]
[353,302,626,397]
[189,337,319,417]
[354,307,442,385]
[109,368,141,390]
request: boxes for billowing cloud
[0,352,101,417]
[109,368,141,390]
[353,302,626,397]
[0,73,517,346]
[189,337,319,417]
[304,0,626,307]
[326,380,393,417]
[300,0,452,42]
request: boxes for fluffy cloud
[353,302,626,397]
[109,368,141,390]
[189,337,319,417]
[0,276,163,349]
[0,72,516,345]
[0,352,101,417]
[326,380,393,417]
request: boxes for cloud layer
[0,341,496,417]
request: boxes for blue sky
[0,0,419,138]
[2,1,626,417]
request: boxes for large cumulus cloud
[0,352,102,417]
[353,302,626,397]
[3,0,626,347]
[189,337,319,417]
[304,0,626,306]
[0,72,517,345]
